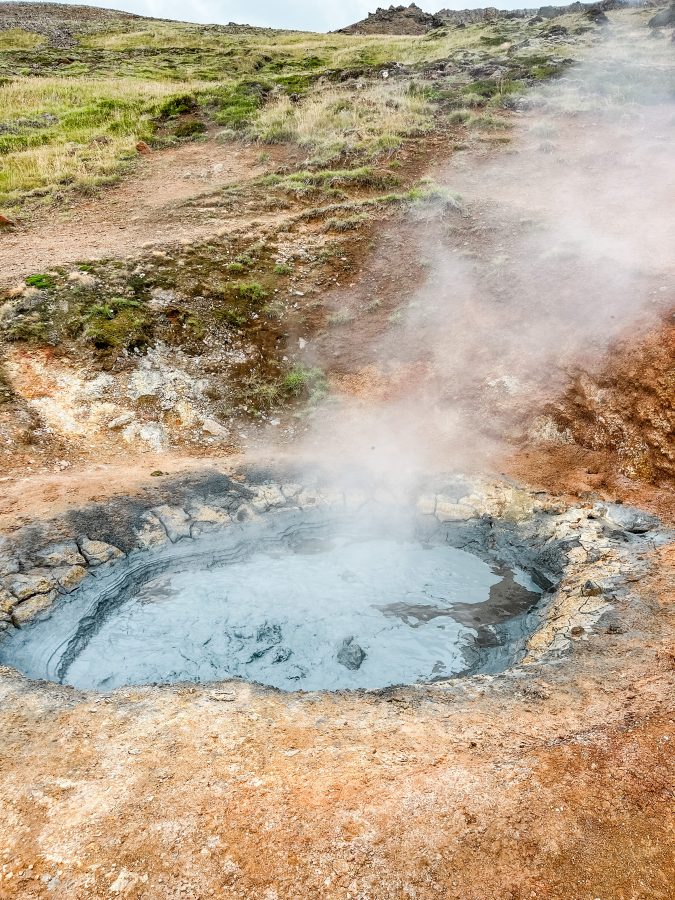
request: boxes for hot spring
[0,505,551,692]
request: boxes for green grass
[282,366,327,403]
[0,29,46,50]
[0,6,598,214]
[0,76,203,210]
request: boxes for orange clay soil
[0,543,672,900]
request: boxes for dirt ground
[0,134,296,286]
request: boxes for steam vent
[0,1,673,897]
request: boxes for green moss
[205,80,271,130]
[157,93,198,118]
[25,273,56,290]
[81,297,149,350]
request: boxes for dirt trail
[0,137,292,285]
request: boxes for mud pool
[0,510,545,691]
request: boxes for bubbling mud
[0,509,545,692]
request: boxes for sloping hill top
[338,3,446,35]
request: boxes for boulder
[33,542,85,568]
[4,572,56,602]
[79,537,125,566]
[12,590,58,626]
[337,637,367,671]
[649,4,675,27]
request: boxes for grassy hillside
[0,1,614,214]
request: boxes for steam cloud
[261,18,675,492]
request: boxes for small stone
[337,637,366,671]
[202,417,228,438]
[581,580,603,597]
[107,412,136,430]
[79,537,124,566]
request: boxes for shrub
[282,366,327,402]
[236,281,268,303]
[174,120,206,138]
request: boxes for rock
[337,637,367,671]
[0,589,17,615]
[107,411,136,430]
[4,572,56,601]
[649,3,675,27]
[33,541,85,568]
[201,417,228,438]
[435,497,476,523]
[12,590,57,625]
[338,3,445,35]
[600,504,659,534]
[188,504,231,536]
[55,565,88,593]
[79,537,125,566]
[135,512,170,550]
[151,505,192,543]
[0,552,20,577]
[581,580,603,597]
[251,484,286,511]
[138,422,168,452]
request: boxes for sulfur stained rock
[33,542,86,568]
[79,537,125,566]
[151,505,192,543]
[12,590,58,626]
[55,565,88,593]
[135,512,170,550]
[435,497,476,523]
[4,572,56,602]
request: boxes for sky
[20,0,531,32]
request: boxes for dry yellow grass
[0,28,45,50]
[0,77,204,207]
[250,80,434,162]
